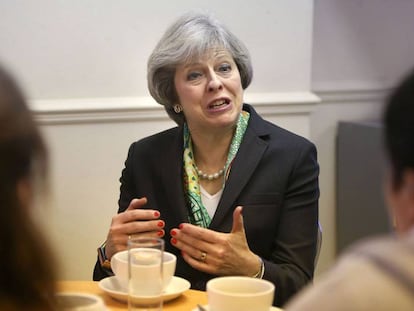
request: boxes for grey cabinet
[336,121,391,253]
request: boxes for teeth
[211,100,226,107]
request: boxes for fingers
[105,228,165,259]
[126,197,148,211]
[114,208,161,225]
[113,197,160,225]
[112,219,165,236]
[175,223,215,242]
[231,206,244,234]
[170,224,224,274]
[181,251,217,275]
[170,223,221,253]
[105,198,164,259]
[171,227,216,257]
[169,206,252,276]
[173,235,219,275]
[114,198,164,234]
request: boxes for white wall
[311,0,414,275]
[1,1,315,280]
[2,0,413,281]
[0,0,313,98]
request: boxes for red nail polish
[154,211,160,217]
[179,223,184,229]
[157,230,164,237]
[157,221,164,227]
[171,229,177,236]
[171,238,177,245]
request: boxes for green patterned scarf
[183,111,250,227]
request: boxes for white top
[200,185,223,219]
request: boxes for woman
[93,12,319,307]
[0,65,58,310]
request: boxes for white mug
[111,249,176,290]
[207,276,275,311]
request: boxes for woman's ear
[402,169,414,199]
[404,168,414,207]
[392,169,414,234]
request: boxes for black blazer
[93,104,319,307]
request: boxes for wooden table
[58,281,207,311]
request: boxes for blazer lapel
[210,105,269,229]
[160,127,189,223]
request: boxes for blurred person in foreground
[285,69,414,310]
[0,65,58,310]
[93,11,320,306]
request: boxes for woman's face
[174,49,244,133]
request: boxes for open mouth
[208,98,230,109]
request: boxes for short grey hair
[147,11,253,126]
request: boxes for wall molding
[30,92,321,125]
[314,86,393,104]
[30,87,392,125]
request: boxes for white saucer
[99,276,190,303]
[192,305,283,311]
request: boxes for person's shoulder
[131,126,181,146]
[284,253,374,310]
[345,231,414,270]
[126,126,181,157]
[286,232,414,311]
[344,233,409,257]
[245,103,315,148]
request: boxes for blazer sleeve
[266,141,320,306]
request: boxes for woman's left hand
[170,206,261,276]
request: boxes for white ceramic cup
[56,292,107,311]
[111,248,176,290]
[207,276,275,311]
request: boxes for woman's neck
[190,126,234,171]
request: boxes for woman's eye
[218,63,232,73]
[187,71,202,81]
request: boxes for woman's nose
[207,73,223,92]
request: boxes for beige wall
[1,0,414,280]
[2,0,317,280]
[311,0,414,276]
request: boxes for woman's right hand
[104,197,165,259]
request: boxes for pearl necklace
[195,165,226,181]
